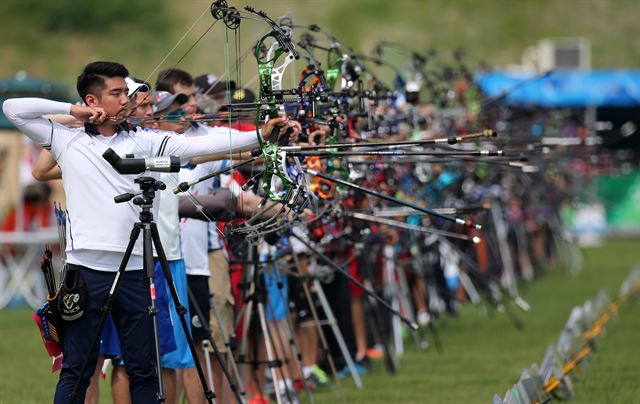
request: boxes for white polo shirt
[155,123,252,262]
[156,171,182,261]
[2,98,262,271]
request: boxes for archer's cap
[125,77,150,97]
[152,91,189,112]
[230,88,256,104]
[218,88,256,112]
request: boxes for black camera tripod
[69,176,215,403]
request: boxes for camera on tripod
[102,148,179,206]
[102,147,181,175]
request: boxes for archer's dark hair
[156,68,194,93]
[76,61,129,102]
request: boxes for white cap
[125,77,150,97]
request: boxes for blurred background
[1,0,638,247]
[0,0,638,81]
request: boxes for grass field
[0,238,639,403]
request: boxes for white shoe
[417,311,431,326]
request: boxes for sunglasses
[158,108,187,122]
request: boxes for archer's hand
[308,126,329,146]
[70,104,107,125]
[264,117,302,144]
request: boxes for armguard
[178,188,237,221]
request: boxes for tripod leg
[491,201,518,297]
[68,224,141,402]
[300,280,344,391]
[237,297,254,370]
[290,249,346,395]
[262,305,295,404]
[238,244,297,403]
[266,262,314,404]
[186,285,244,404]
[236,246,281,402]
[257,253,293,404]
[236,255,262,400]
[312,278,363,388]
[292,246,347,394]
[142,223,166,403]
[361,278,397,375]
[208,291,246,399]
[208,247,244,400]
[383,245,403,360]
[291,233,418,330]
[236,243,255,369]
[201,340,216,401]
[257,301,284,404]
[150,223,215,404]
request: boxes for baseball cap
[218,88,256,112]
[230,88,256,104]
[125,77,150,97]
[152,91,189,112]
[194,74,236,97]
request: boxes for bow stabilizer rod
[173,157,258,194]
[305,169,482,230]
[282,129,497,151]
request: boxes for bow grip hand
[264,117,301,145]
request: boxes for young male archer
[2,60,299,403]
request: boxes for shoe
[293,379,306,392]
[303,375,318,390]
[417,311,431,326]
[308,364,330,386]
[283,388,300,404]
[366,345,384,360]
[337,363,369,378]
[356,356,372,371]
[248,394,270,404]
[305,372,329,389]
[270,388,299,404]
[263,372,275,396]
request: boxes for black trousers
[54,265,159,404]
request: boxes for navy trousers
[54,265,159,403]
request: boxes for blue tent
[475,70,640,108]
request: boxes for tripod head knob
[133,196,146,206]
[114,193,135,203]
[112,176,165,209]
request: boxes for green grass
[0,239,639,403]
[312,239,640,403]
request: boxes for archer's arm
[190,151,260,165]
[2,98,71,146]
[32,149,62,181]
[3,98,106,160]
[156,117,299,161]
[31,112,87,181]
